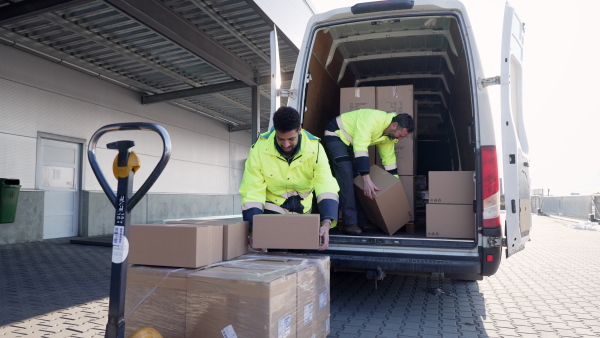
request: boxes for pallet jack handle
[88,122,171,338]
[88,122,171,212]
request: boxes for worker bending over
[323,109,414,236]
[239,106,340,250]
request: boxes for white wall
[0,43,251,195]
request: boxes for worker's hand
[248,234,263,252]
[318,220,331,251]
[362,174,380,200]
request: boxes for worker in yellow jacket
[323,109,414,235]
[239,106,339,250]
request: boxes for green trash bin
[0,178,20,223]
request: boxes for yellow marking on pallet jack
[128,327,163,338]
[112,151,141,179]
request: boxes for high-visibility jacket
[329,109,399,175]
[239,128,339,227]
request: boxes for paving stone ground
[1,214,599,337]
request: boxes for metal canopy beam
[143,81,247,104]
[105,0,258,86]
[0,0,90,25]
[142,71,294,104]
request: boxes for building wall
[0,44,252,244]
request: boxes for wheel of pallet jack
[129,327,164,338]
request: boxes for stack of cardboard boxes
[125,220,331,337]
[426,171,476,239]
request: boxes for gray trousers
[322,136,368,226]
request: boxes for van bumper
[324,252,481,275]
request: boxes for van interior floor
[329,221,426,239]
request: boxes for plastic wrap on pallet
[231,253,331,337]
[124,254,330,338]
[124,265,196,338]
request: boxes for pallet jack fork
[88,123,171,338]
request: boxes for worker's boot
[358,222,379,233]
[343,224,362,236]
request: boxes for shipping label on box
[253,214,321,249]
[376,85,414,115]
[354,165,411,235]
[426,204,475,239]
[129,223,223,268]
[340,87,376,114]
[428,171,475,204]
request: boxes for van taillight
[351,0,414,14]
[482,146,500,228]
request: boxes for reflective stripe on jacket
[239,128,339,224]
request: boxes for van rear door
[500,2,531,257]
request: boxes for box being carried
[354,165,411,235]
[253,214,321,249]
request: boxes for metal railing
[532,194,600,220]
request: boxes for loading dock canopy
[0,0,301,131]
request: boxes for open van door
[500,2,531,257]
[268,26,282,131]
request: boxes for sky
[279,0,600,196]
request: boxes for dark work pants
[322,136,368,226]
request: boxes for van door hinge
[278,89,297,99]
[487,237,506,248]
[477,76,500,90]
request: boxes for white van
[271,0,531,280]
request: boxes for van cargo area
[300,13,478,249]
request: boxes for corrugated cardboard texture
[399,175,414,221]
[426,204,475,238]
[376,85,414,115]
[124,266,196,338]
[428,171,475,204]
[186,264,297,338]
[253,214,321,249]
[232,253,331,338]
[354,165,411,235]
[222,221,249,260]
[340,87,376,114]
[394,136,414,175]
[129,224,223,268]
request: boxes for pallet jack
[88,123,171,338]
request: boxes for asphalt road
[1,214,599,337]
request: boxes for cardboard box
[253,214,321,249]
[426,204,475,239]
[395,136,414,175]
[399,175,414,221]
[186,264,298,338]
[162,220,248,261]
[124,265,195,338]
[340,87,376,114]
[235,253,331,338]
[129,223,223,268]
[376,85,414,115]
[222,221,249,260]
[354,165,411,235]
[428,171,475,204]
